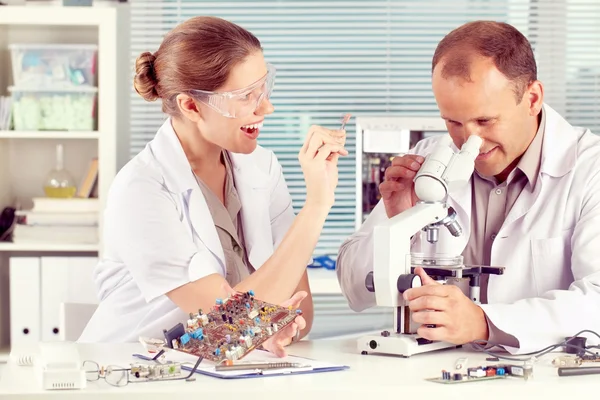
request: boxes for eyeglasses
[186,63,276,119]
[84,360,130,387]
[82,351,202,387]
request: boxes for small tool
[215,361,308,371]
[558,366,600,377]
[340,113,351,130]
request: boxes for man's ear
[526,80,544,116]
[176,94,203,122]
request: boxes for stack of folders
[13,197,99,244]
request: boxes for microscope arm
[371,202,448,308]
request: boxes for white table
[0,338,595,399]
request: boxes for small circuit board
[427,363,532,384]
[130,362,183,381]
[426,374,507,384]
[162,290,301,363]
[553,354,600,367]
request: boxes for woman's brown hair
[133,16,262,115]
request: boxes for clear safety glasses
[187,63,276,119]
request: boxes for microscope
[358,134,504,357]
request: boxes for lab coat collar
[150,118,270,193]
[150,118,271,271]
[538,103,578,178]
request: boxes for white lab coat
[337,103,600,354]
[79,118,296,342]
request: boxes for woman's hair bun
[134,51,159,102]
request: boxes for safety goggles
[186,63,276,119]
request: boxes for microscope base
[357,332,457,357]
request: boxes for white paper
[152,348,344,378]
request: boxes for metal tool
[215,361,308,371]
[558,366,600,377]
[340,113,351,130]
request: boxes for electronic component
[426,362,532,384]
[130,362,182,381]
[552,354,600,368]
[162,291,301,363]
[553,355,582,367]
[565,336,587,354]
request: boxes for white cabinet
[9,256,98,347]
[0,5,130,354]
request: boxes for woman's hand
[260,291,308,357]
[298,125,348,210]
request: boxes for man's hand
[403,267,489,344]
[261,291,308,357]
[379,155,424,218]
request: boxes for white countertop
[307,267,341,295]
[0,337,595,399]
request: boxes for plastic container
[9,86,97,131]
[9,44,97,88]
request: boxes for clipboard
[132,349,349,380]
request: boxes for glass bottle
[43,144,77,198]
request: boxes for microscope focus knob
[397,274,422,294]
[365,271,375,293]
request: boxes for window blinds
[129,0,600,257]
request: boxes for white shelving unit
[0,4,131,244]
[0,4,130,354]
[0,131,100,140]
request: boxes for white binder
[9,257,41,347]
[40,257,98,342]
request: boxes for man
[337,20,600,355]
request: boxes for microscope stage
[358,332,457,357]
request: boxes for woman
[78,16,347,357]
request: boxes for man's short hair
[432,21,537,103]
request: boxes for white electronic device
[10,342,86,390]
[358,134,505,357]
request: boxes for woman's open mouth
[240,122,263,139]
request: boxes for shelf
[0,242,99,252]
[0,131,99,140]
[307,268,342,295]
[0,5,121,27]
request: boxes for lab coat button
[495,188,502,195]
